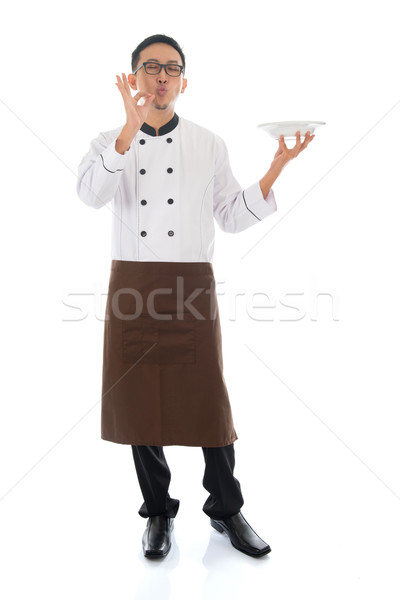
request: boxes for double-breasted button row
[140,198,174,205]
[140,230,175,237]
[138,137,173,145]
[139,167,174,174]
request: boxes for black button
[168,230,174,236]
[140,231,147,237]
[141,199,147,205]
[140,168,146,175]
[139,139,146,145]
[166,138,172,143]
[167,198,174,204]
[167,167,173,173]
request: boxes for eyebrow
[147,58,179,63]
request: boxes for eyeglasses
[133,61,184,77]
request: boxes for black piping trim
[242,190,261,221]
[100,153,124,173]
[140,113,179,137]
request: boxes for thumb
[144,93,155,105]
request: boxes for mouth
[157,87,168,95]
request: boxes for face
[128,43,187,112]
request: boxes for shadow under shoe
[142,515,174,558]
[210,510,271,557]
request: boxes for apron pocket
[121,315,196,365]
[158,317,196,365]
[122,316,158,364]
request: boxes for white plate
[257,120,326,140]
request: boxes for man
[76,34,314,560]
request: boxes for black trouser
[131,443,244,520]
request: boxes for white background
[1,0,399,598]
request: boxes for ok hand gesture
[115,73,155,133]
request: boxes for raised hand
[115,73,155,132]
[271,130,315,170]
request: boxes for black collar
[140,113,179,137]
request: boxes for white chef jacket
[76,113,277,262]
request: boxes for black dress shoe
[142,515,174,558]
[210,511,271,557]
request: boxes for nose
[157,73,168,84]
[156,65,169,83]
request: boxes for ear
[181,78,188,94]
[128,73,137,90]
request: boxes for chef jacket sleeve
[76,131,130,209]
[213,135,277,233]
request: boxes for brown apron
[101,260,238,447]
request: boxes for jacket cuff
[99,138,130,173]
[243,181,277,219]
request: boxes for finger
[115,77,126,96]
[133,90,153,102]
[300,132,309,146]
[297,131,309,149]
[299,134,315,151]
[136,94,154,108]
[122,73,132,94]
[116,75,130,98]
[117,73,134,99]
[303,132,315,145]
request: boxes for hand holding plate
[271,130,315,170]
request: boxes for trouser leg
[201,442,244,519]
[131,445,180,519]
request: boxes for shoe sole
[210,519,271,558]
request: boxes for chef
[76,33,314,559]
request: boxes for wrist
[115,137,131,155]
[115,124,139,155]
[270,156,289,173]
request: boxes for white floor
[1,410,400,600]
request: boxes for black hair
[131,34,186,74]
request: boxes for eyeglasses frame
[132,61,185,77]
